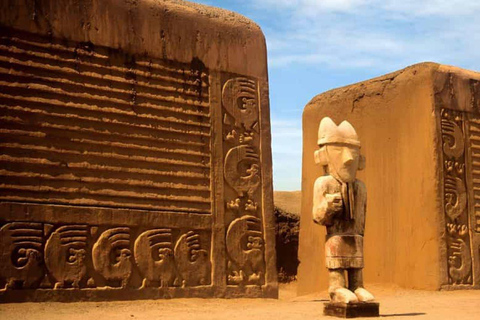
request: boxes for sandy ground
[274,191,302,216]
[1,283,479,320]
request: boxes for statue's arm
[357,179,367,235]
[312,178,342,226]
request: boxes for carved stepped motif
[467,117,480,233]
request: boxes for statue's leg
[348,268,374,302]
[328,269,358,303]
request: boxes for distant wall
[299,63,480,295]
[0,0,277,301]
[274,191,302,216]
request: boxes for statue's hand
[326,193,343,214]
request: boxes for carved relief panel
[0,217,212,292]
[0,222,45,290]
[0,27,275,301]
[464,111,480,289]
[466,113,480,234]
[221,77,266,286]
[440,108,480,288]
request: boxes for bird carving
[444,176,467,222]
[92,227,132,288]
[0,222,44,289]
[447,224,472,284]
[226,216,265,285]
[441,118,465,159]
[174,231,211,287]
[224,145,261,197]
[45,225,88,289]
[222,77,258,131]
[134,229,175,288]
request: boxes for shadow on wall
[275,206,300,282]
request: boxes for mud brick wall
[0,0,277,301]
[298,63,480,294]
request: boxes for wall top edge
[0,0,267,77]
[303,62,480,118]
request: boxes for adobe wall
[299,62,480,294]
[0,0,277,301]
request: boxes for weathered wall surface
[0,0,277,301]
[298,62,480,295]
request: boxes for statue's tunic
[313,175,366,269]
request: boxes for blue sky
[195,0,480,191]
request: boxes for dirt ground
[274,191,302,216]
[1,283,479,320]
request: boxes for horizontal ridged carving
[0,29,211,214]
[468,118,480,232]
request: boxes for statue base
[324,302,379,318]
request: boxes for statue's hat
[317,117,360,147]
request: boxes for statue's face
[325,144,360,183]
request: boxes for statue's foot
[354,287,375,302]
[330,287,359,303]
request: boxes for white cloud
[271,121,302,172]
[270,118,302,189]
[270,119,301,156]
[251,0,480,16]
[271,119,302,137]
[271,119,301,129]
[381,0,480,17]
[237,0,480,190]
[251,0,368,13]
[255,0,480,71]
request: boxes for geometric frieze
[0,220,212,290]
[440,109,473,285]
